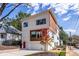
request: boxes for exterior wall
[47,13,60,50]
[47,31,55,50]
[7,33,20,40]
[49,13,57,33]
[0,33,7,44]
[47,29,60,50]
[22,11,60,51]
[22,12,50,50]
[0,33,20,44]
[7,33,12,40]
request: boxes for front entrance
[23,42,26,48]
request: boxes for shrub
[2,40,21,46]
[59,52,66,56]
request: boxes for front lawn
[48,49,66,56]
[26,51,66,56]
[26,52,58,56]
[58,51,66,56]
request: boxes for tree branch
[0,3,22,21]
[0,3,7,16]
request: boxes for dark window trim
[36,18,46,25]
[30,30,42,41]
[23,22,28,27]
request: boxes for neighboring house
[22,9,60,51]
[0,24,21,44]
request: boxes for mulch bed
[0,45,18,50]
[26,52,58,56]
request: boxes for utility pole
[69,32,72,50]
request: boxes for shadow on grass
[25,51,66,56]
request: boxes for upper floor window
[36,18,46,25]
[23,22,28,27]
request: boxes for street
[66,46,79,56]
[72,47,79,54]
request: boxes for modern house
[22,9,60,51]
[0,24,21,44]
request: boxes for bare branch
[0,3,22,21]
[0,3,7,16]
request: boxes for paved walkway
[66,46,79,56]
[0,49,43,56]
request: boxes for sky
[0,3,79,35]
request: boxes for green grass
[58,51,66,56]
[26,51,66,56]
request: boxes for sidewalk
[66,46,79,56]
[0,49,43,56]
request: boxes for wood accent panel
[30,28,48,41]
[49,13,57,33]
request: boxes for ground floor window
[30,29,48,41]
[0,34,6,38]
[30,30,42,41]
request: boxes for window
[30,31,42,41]
[36,18,46,25]
[1,34,5,38]
[23,22,28,27]
[31,31,36,38]
[0,24,2,28]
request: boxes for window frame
[23,22,28,27]
[36,18,46,25]
[1,34,5,38]
[30,30,42,41]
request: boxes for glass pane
[42,18,46,24]
[31,31,36,38]
[36,18,46,25]
[23,22,28,27]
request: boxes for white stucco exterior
[22,10,60,51]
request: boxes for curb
[0,49,20,53]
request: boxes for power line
[74,16,79,34]
[73,16,79,29]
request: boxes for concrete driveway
[0,49,43,56]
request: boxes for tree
[0,3,31,31]
[16,11,30,20]
[0,3,31,21]
[11,12,30,31]
[59,27,68,45]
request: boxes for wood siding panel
[49,14,57,33]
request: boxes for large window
[30,31,42,41]
[23,22,28,27]
[36,18,46,25]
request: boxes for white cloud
[64,29,76,35]
[70,4,79,10]
[53,3,70,15]
[31,11,37,15]
[31,3,79,17]
[74,11,79,15]
[64,29,76,33]
[63,16,70,21]
[52,3,79,15]
[31,3,51,15]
